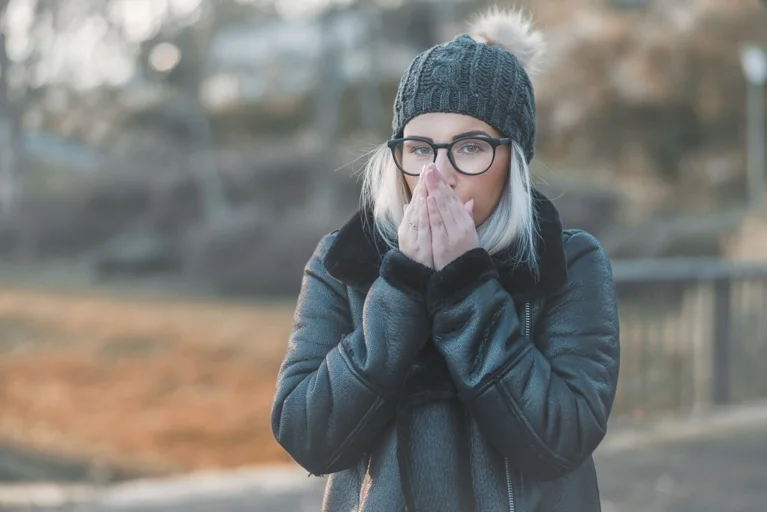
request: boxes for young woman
[271,7,620,512]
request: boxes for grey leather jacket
[271,191,620,511]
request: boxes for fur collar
[324,188,568,302]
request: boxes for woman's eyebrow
[406,130,491,142]
[452,130,490,140]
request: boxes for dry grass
[0,288,298,475]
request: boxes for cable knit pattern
[392,34,537,164]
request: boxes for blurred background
[0,0,766,510]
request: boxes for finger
[434,174,471,227]
[445,184,471,228]
[399,205,412,248]
[465,199,475,221]
[401,179,419,234]
[429,172,459,233]
[401,198,412,228]
[433,170,463,211]
[403,175,424,224]
[416,184,431,246]
[415,178,429,242]
[410,174,424,208]
[403,173,425,221]
[427,194,447,244]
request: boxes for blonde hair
[359,141,539,274]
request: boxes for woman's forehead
[403,113,499,138]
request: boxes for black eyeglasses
[387,135,511,176]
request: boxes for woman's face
[401,113,510,226]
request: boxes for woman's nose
[433,151,459,188]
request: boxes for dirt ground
[0,287,298,476]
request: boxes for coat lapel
[324,188,568,302]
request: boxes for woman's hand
[423,165,479,270]
[398,173,434,268]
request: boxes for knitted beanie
[391,8,546,164]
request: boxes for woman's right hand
[398,175,434,268]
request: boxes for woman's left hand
[423,164,480,270]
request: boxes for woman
[271,7,620,512]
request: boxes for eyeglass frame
[386,135,512,177]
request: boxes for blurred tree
[610,0,651,8]
[0,0,248,217]
[0,0,145,211]
[123,0,277,222]
[0,0,23,213]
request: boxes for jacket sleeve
[271,233,433,476]
[427,231,620,481]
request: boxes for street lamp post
[740,44,767,214]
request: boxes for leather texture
[271,192,620,512]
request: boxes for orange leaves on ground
[0,289,297,473]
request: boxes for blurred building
[112,2,449,149]
[202,10,413,110]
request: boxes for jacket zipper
[504,301,530,512]
[504,458,515,512]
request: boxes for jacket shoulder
[561,229,612,271]
[305,229,348,290]
[312,229,341,261]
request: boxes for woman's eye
[456,140,491,154]
[409,146,433,156]
[458,144,481,154]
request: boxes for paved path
[597,423,767,512]
[4,403,767,512]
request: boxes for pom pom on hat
[467,7,546,75]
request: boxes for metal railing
[611,258,767,418]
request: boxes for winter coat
[271,190,621,511]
